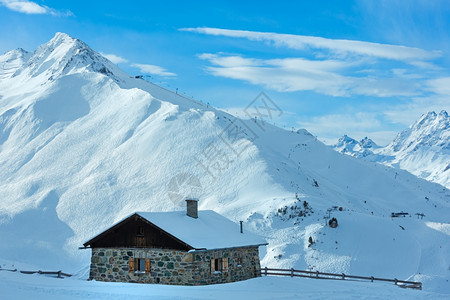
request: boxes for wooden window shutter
[210,259,215,273]
[222,258,228,272]
[145,259,151,273]
[128,258,135,272]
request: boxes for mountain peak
[334,135,358,154]
[1,47,30,60]
[8,47,30,55]
[11,32,122,83]
[412,110,448,131]
[44,32,89,53]
[359,137,378,149]
[426,111,437,118]
[334,135,380,159]
[36,32,84,56]
[336,134,357,145]
[332,111,449,187]
[0,48,32,80]
[51,32,76,43]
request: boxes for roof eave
[82,212,195,250]
[189,243,268,253]
[82,212,139,247]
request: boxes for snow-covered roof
[134,210,266,250]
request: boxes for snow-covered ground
[0,271,444,300]
[0,33,449,298]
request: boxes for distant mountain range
[333,111,449,188]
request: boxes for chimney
[186,198,198,219]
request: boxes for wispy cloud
[198,53,421,97]
[0,0,72,16]
[383,95,450,125]
[98,53,176,78]
[131,63,177,78]
[198,53,349,96]
[297,112,400,145]
[427,77,450,96]
[100,52,128,64]
[298,112,382,133]
[183,27,445,98]
[181,27,441,62]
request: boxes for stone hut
[83,199,267,285]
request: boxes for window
[136,258,146,272]
[129,258,150,274]
[210,258,228,274]
[236,257,243,267]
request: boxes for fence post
[264,267,268,276]
[291,268,294,277]
[342,273,345,280]
[58,270,62,278]
[394,278,398,285]
[371,276,374,282]
[316,271,319,278]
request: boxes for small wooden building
[83,199,267,285]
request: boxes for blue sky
[0,0,449,145]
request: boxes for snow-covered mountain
[334,135,381,160]
[334,111,450,188]
[0,33,449,294]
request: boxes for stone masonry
[89,246,261,285]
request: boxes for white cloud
[350,76,421,97]
[427,77,450,96]
[0,0,45,14]
[0,0,72,16]
[131,63,176,78]
[182,27,448,143]
[299,112,382,133]
[185,28,445,98]
[199,53,349,96]
[219,105,291,121]
[100,53,128,64]
[182,27,441,62]
[297,112,398,145]
[198,53,421,97]
[99,54,177,78]
[382,95,450,126]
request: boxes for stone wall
[89,246,261,285]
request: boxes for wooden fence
[1,265,421,289]
[261,267,422,290]
[0,268,72,278]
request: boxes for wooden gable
[83,213,192,251]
